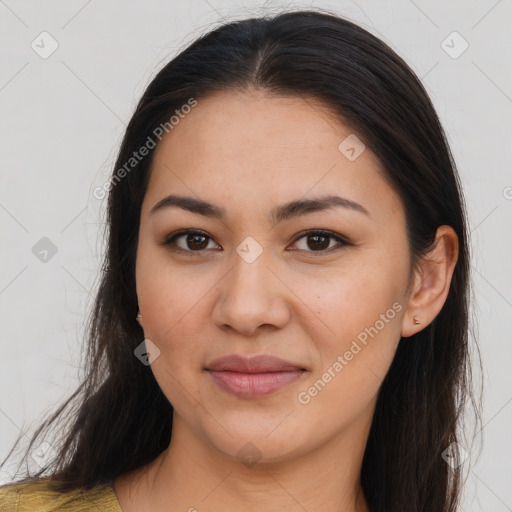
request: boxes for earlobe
[401,225,459,338]
[136,312,143,327]
[400,270,424,338]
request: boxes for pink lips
[205,354,307,398]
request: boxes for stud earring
[136,312,142,321]
[413,316,420,325]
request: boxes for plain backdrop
[1,1,511,510]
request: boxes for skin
[113,88,458,512]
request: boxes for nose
[211,251,292,337]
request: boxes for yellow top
[0,477,123,511]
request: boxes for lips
[206,354,306,373]
[205,354,307,398]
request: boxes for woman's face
[135,89,412,463]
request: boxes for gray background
[1,1,511,510]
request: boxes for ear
[401,225,459,338]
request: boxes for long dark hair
[1,9,481,511]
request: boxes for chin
[198,416,315,466]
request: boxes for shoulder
[0,477,122,512]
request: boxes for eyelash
[160,229,351,256]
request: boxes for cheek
[301,264,404,344]
[295,281,403,425]
[135,246,217,371]
[135,254,209,409]
[297,256,406,397]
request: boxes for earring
[413,316,420,325]
[136,312,142,321]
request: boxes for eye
[161,229,350,256]
[289,229,350,254]
[161,229,220,255]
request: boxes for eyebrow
[149,194,370,223]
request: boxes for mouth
[204,354,308,398]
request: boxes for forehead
[154,89,364,164]
[144,89,403,224]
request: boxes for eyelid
[161,228,351,255]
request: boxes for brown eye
[161,229,349,256]
[306,234,330,250]
[291,230,349,254]
[162,230,220,254]
[183,233,209,250]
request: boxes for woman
[0,8,479,512]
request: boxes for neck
[120,411,372,512]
